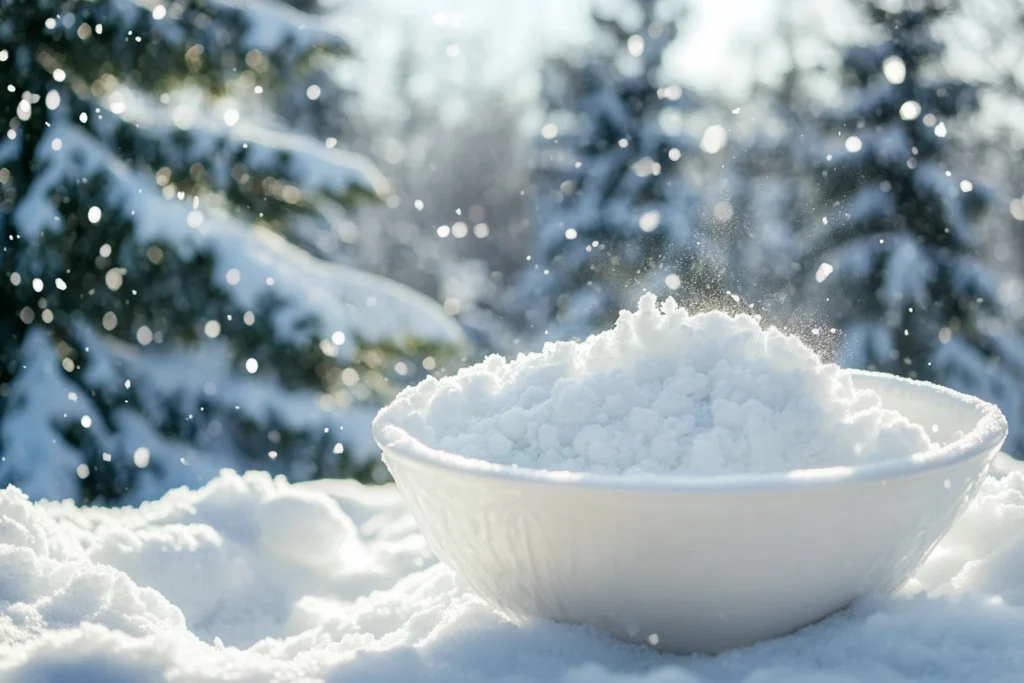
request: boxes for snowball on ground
[2,466,1024,682]
[377,294,936,475]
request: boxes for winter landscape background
[6,1,1024,681]
[6,0,1024,503]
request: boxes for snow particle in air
[87,206,102,223]
[306,84,321,101]
[246,358,259,374]
[1011,199,1024,221]
[627,34,645,57]
[639,210,661,232]
[133,447,151,468]
[899,100,921,121]
[105,268,124,291]
[204,320,221,338]
[700,125,728,154]
[444,298,461,315]
[815,263,834,283]
[845,136,863,153]
[882,55,906,84]
[713,202,734,222]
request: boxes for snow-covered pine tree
[513,0,704,341]
[0,0,463,503]
[804,0,1024,456]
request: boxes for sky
[348,0,794,115]
[343,0,1020,151]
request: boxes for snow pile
[379,294,936,475]
[3,464,1024,682]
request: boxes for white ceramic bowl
[372,371,1008,654]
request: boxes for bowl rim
[372,370,1009,493]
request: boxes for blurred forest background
[3,0,1024,503]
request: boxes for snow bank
[379,294,935,475]
[3,466,1024,682]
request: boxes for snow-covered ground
[3,460,1024,682]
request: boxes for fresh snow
[15,124,464,354]
[110,0,351,56]
[379,294,935,475]
[3,122,464,502]
[3,462,1024,682]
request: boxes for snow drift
[3,465,1024,682]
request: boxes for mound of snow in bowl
[378,294,937,475]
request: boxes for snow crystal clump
[379,294,937,475]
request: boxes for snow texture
[378,295,935,475]
[15,126,460,356]
[2,124,463,502]
[3,462,1024,682]
[106,0,351,57]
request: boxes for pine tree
[804,0,1024,455]
[0,0,463,503]
[513,0,705,341]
